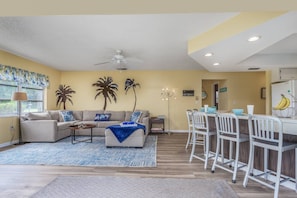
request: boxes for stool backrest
[248,115,283,146]
[215,113,239,138]
[186,110,193,127]
[192,111,209,131]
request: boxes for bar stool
[185,109,204,149]
[243,115,297,198]
[189,111,216,169]
[211,113,249,183]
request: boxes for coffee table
[69,124,96,144]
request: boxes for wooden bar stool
[189,111,216,169]
[211,113,249,183]
[243,115,297,198]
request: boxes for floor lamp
[12,92,28,144]
[161,88,176,132]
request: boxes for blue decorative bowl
[207,107,217,114]
[200,106,217,114]
[232,109,244,115]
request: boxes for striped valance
[0,64,49,88]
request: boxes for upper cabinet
[271,68,297,83]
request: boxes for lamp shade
[12,92,28,101]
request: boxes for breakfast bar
[207,114,297,179]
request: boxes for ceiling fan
[95,49,129,70]
[95,49,143,70]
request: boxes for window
[0,81,18,116]
[0,80,44,116]
[22,86,44,114]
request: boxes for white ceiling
[0,7,296,72]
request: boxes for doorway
[214,83,219,109]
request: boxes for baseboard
[165,130,188,133]
[0,140,18,148]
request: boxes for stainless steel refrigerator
[271,80,297,118]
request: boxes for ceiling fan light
[248,36,261,42]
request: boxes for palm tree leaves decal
[92,76,118,110]
[125,78,140,111]
[55,84,76,110]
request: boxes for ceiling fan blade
[94,61,110,66]
[125,57,143,63]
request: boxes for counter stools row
[187,110,297,197]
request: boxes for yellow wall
[60,70,266,131]
[0,50,61,144]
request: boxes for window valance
[0,64,49,88]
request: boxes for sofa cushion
[104,111,125,121]
[97,121,121,128]
[60,111,75,122]
[130,111,142,122]
[83,110,104,121]
[48,110,60,121]
[76,121,98,126]
[94,113,111,121]
[26,112,52,120]
[57,122,74,130]
[125,111,133,121]
[72,110,83,120]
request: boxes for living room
[0,1,297,197]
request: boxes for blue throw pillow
[60,111,75,122]
[94,113,111,121]
[130,111,142,122]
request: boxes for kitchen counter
[207,113,297,135]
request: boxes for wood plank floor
[0,133,296,197]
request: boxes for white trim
[166,130,188,133]
[0,140,18,148]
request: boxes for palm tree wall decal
[92,76,118,110]
[125,78,140,112]
[55,84,76,110]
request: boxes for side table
[150,117,165,134]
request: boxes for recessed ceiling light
[213,62,220,66]
[248,36,261,42]
[204,53,213,57]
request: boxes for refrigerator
[271,80,297,118]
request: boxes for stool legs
[204,135,210,169]
[287,140,297,194]
[211,135,220,173]
[185,128,192,149]
[189,131,196,162]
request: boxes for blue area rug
[0,136,157,167]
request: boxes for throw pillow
[130,111,142,122]
[59,111,75,122]
[94,113,111,121]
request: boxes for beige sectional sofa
[21,110,150,143]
